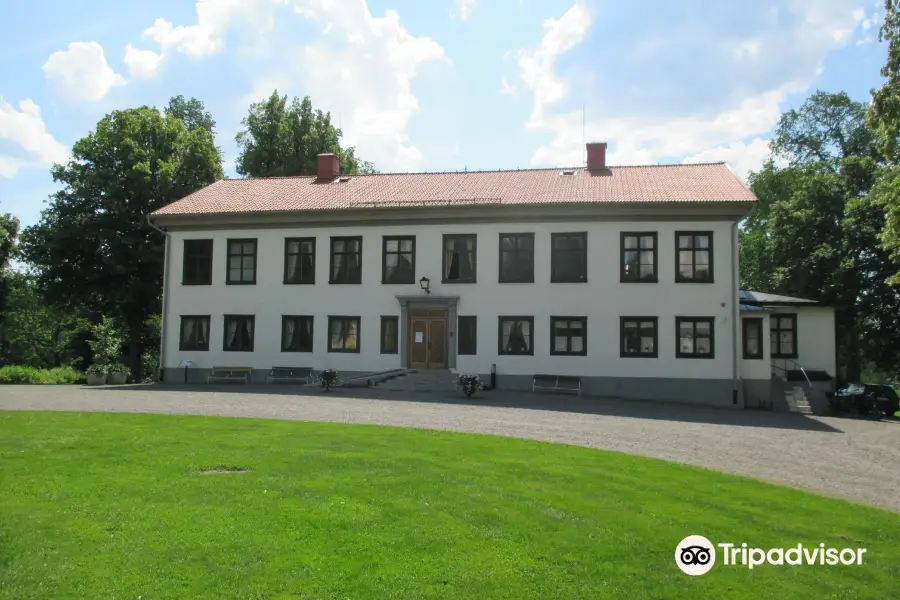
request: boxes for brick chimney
[317,153,340,179]
[586,142,607,171]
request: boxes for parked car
[828,383,900,419]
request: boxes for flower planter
[108,372,128,385]
[86,373,107,386]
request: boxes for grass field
[1,412,897,599]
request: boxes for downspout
[731,221,740,407]
[146,214,170,382]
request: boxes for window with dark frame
[498,316,534,355]
[620,232,657,282]
[551,233,588,282]
[182,239,213,285]
[381,316,399,354]
[226,239,257,284]
[382,236,415,284]
[620,317,658,358]
[284,238,315,284]
[675,232,713,282]
[281,316,313,352]
[550,316,587,356]
[443,234,477,283]
[223,315,255,352]
[458,316,477,355]
[499,233,535,283]
[770,314,797,358]
[676,317,715,358]
[743,318,763,359]
[330,237,362,284]
[328,316,360,353]
[179,316,210,351]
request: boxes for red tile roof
[152,162,756,216]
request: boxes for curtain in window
[284,318,296,349]
[446,238,474,280]
[242,319,253,348]
[330,319,344,349]
[183,318,196,346]
[226,319,238,349]
[504,321,529,353]
[286,254,299,281]
[348,241,360,280]
[346,320,358,350]
[198,318,208,347]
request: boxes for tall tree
[741,91,900,380]
[19,99,223,378]
[235,90,375,177]
[0,272,90,368]
[0,211,20,322]
[166,94,216,135]
[868,1,900,282]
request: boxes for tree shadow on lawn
[89,383,844,433]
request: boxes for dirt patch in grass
[196,466,250,475]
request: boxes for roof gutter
[146,214,170,382]
[732,220,741,407]
[150,200,759,229]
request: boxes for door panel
[410,319,428,368]
[427,319,447,368]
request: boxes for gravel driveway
[2,384,899,512]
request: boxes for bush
[0,365,83,384]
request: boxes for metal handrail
[771,359,814,392]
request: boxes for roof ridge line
[221,161,729,182]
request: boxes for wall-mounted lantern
[419,276,431,294]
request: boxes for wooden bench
[532,374,581,396]
[267,366,314,385]
[207,366,254,384]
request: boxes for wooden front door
[409,311,448,369]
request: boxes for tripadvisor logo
[675,535,867,576]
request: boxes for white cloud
[683,139,773,181]
[124,44,163,78]
[0,99,70,178]
[515,0,869,181]
[456,0,476,21]
[42,42,126,102]
[499,75,517,95]
[260,1,447,171]
[516,1,590,122]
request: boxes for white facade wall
[739,312,771,380]
[769,306,836,376]
[163,220,739,381]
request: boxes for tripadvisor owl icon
[676,535,716,576]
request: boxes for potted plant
[319,368,339,392]
[107,363,130,385]
[85,364,107,386]
[455,373,483,397]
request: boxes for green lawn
[0,413,897,599]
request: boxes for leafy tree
[0,211,18,315]
[235,90,375,177]
[0,272,89,368]
[868,1,900,281]
[741,91,900,381]
[165,95,216,134]
[19,99,223,378]
[869,0,900,162]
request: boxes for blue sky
[0,0,889,228]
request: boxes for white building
[148,143,836,409]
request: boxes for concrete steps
[384,369,454,392]
[786,386,813,415]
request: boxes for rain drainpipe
[146,214,170,382]
[731,221,740,406]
